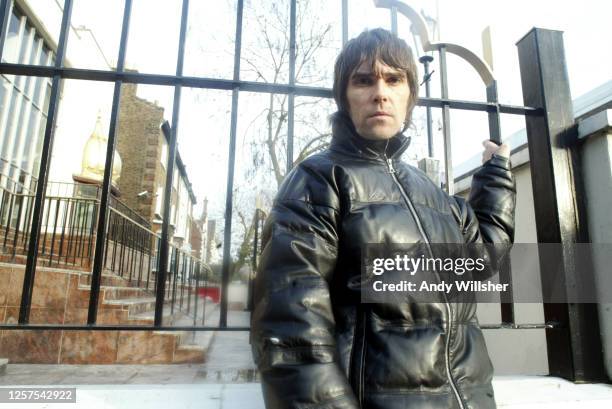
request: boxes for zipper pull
[385,156,395,174]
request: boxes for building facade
[1,0,205,259]
[115,80,199,251]
[0,0,54,194]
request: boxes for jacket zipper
[383,155,466,409]
[358,309,367,407]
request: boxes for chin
[360,127,397,141]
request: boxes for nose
[372,78,389,104]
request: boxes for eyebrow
[351,70,406,77]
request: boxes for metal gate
[0,0,605,382]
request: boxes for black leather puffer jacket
[251,114,516,409]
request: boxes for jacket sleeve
[451,154,516,244]
[450,154,516,278]
[250,164,359,409]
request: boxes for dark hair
[333,28,419,129]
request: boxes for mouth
[370,111,391,118]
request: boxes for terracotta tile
[31,270,70,309]
[6,268,24,307]
[0,266,11,307]
[30,308,64,325]
[59,330,119,364]
[3,307,64,325]
[66,287,91,309]
[173,347,205,364]
[97,309,129,325]
[63,308,128,325]
[116,331,176,364]
[0,329,61,364]
[4,307,18,324]
[63,308,87,325]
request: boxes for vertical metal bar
[247,209,260,311]
[11,194,24,258]
[154,0,189,326]
[48,199,60,265]
[438,46,453,195]
[219,0,244,328]
[78,201,89,261]
[186,259,192,314]
[419,55,434,158]
[390,6,398,35]
[486,81,502,144]
[171,250,178,315]
[146,236,153,290]
[180,254,185,310]
[40,197,51,256]
[3,193,14,248]
[517,28,606,382]
[86,201,97,264]
[341,0,348,46]
[103,207,115,271]
[193,262,199,326]
[0,190,7,236]
[111,213,119,271]
[118,216,126,276]
[286,0,296,172]
[485,80,513,323]
[88,0,132,324]
[19,0,73,324]
[68,199,74,259]
[127,230,134,282]
[138,230,144,286]
[22,194,34,252]
[0,0,11,62]
[65,199,77,264]
[202,264,209,326]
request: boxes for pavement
[1,310,612,408]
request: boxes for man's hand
[482,140,510,164]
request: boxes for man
[251,28,515,409]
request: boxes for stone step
[129,306,183,326]
[79,272,149,288]
[172,344,206,364]
[153,302,220,346]
[0,358,7,376]
[98,286,154,301]
[105,297,159,317]
[0,262,215,365]
[2,253,89,271]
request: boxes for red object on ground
[198,287,220,303]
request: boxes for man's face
[346,60,411,141]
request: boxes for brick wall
[116,83,167,223]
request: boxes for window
[160,142,168,168]
[2,9,21,63]
[154,185,164,216]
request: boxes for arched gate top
[374,0,495,86]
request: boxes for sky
[27,0,612,230]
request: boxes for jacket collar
[329,111,411,161]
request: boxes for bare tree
[213,0,340,282]
[241,0,337,188]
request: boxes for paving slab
[0,384,265,409]
[0,378,611,409]
[3,309,610,408]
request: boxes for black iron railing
[0,182,216,325]
[0,186,97,267]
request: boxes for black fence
[0,0,606,382]
[0,179,215,326]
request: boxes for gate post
[516,28,607,382]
